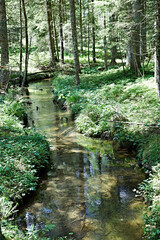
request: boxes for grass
[51,64,160,240]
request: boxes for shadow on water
[18,80,145,240]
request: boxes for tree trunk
[126,0,141,76]
[87,0,90,68]
[69,0,80,85]
[79,0,83,53]
[132,0,141,75]
[140,0,147,60]
[21,0,29,88]
[104,14,107,69]
[109,14,118,66]
[0,0,9,91]
[59,0,64,63]
[155,0,160,97]
[53,16,59,62]
[46,0,56,66]
[19,0,23,83]
[92,0,96,64]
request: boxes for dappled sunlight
[18,80,145,240]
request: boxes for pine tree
[0,0,9,91]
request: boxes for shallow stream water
[19,80,145,240]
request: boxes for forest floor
[51,62,160,239]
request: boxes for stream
[19,80,145,240]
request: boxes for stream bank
[17,80,146,240]
[0,90,50,239]
[51,67,160,239]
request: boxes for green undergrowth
[0,92,50,239]
[52,66,160,239]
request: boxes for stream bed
[19,80,145,240]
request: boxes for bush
[0,96,50,239]
[139,165,160,240]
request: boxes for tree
[126,0,142,75]
[91,0,96,64]
[109,13,118,65]
[140,0,147,60]
[155,0,160,97]
[69,0,80,85]
[19,0,23,82]
[46,0,56,66]
[79,0,83,52]
[21,0,29,88]
[59,0,64,63]
[0,0,9,91]
[103,13,108,69]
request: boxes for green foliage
[3,101,27,121]
[138,134,160,169]
[139,165,160,240]
[2,221,75,240]
[0,96,50,239]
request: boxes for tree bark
[87,0,90,68]
[126,0,141,76]
[59,0,64,63]
[0,0,9,91]
[79,0,83,53]
[46,0,56,66]
[21,0,29,88]
[69,0,80,85]
[109,14,118,65]
[140,0,147,60]
[155,0,160,97]
[104,14,107,69]
[132,0,141,75]
[92,0,96,64]
[53,16,59,62]
[19,0,23,83]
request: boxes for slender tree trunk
[21,0,29,88]
[53,16,59,62]
[46,0,56,66]
[79,0,83,53]
[87,0,90,68]
[132,0,141,75]
[126,36,134,68]
[92,0,96,64]
[104,14,107,69]
[140,0,147,60]
[110,46,117,65]
[59,0,64,63]
[126,0,141,76]
[155,0,160,97]
[0,0,9,91]
[69,0,80,85]
[19,0,23,83]
[109,14,118,65]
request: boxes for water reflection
[20,80,145,240]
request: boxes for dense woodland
[0,0,159,92]
[0,0,160,239]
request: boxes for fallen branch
[107,120,159,127]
